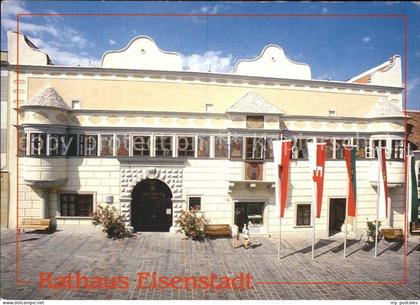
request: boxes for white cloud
[27,36,100,67]
[362,36,371,43]
[108,39,116,45]
[407,77,420,95]
[316,73,333,80]
[183,51,234,73]
[198,5,221,14]
[1,0,30,18]
[2,18,59,36]
[321,8,329,14]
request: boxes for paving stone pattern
[1,227,419,300]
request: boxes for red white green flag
[344,146,357,217]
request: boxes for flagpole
[344,187,349,258]
[375,147,380,258]
[406,146,411,243]
[312,199,315,260]
[311,138,317,260]
[278,216,281,260]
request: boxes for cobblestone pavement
[1,227,419,300]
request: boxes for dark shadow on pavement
[407,243,420,255]
[378,241,404,257]
[1,237,40,245]
[281,239,335,258]
[250,243,262,249]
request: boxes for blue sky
[1,1,419,110]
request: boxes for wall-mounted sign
[166,209,172,215]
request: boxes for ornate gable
[227,92,284,115]
[366,98,404,118]
[26,86,70,110]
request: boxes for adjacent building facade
[5,31,412,237]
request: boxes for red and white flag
[273,140,292,218]
[377,147,388,219]
[307,141,327,218]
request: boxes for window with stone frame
[391,139,404,160]
[155,136,173,157]
[101,134,114,156]
[177,136,195,157]
[197,135,210,157]
[18,130,27,156]
[49,134,67,156]
[188,197,201,211]
[296,204,311,226]
[292,138,309,159]
[214,136,228,158]
[246,137,265,160]
[60,193,93,217]
[67,134,78,156]
[335,138,352,160]
[116,134,130,156]
[30,133,47,156]
[355,138,368,159]
[79,134,98,156]
[230,136,243,159]
[372,139,387,159]
[246,115,264,129]
[265,137,276,160]
[132,135,150,156]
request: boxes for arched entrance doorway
[131,179,173,232]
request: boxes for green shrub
[366,220,382,242]
[92,205,129,238]
[176,208,208,240]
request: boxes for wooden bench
[382,228,404,241]
[411,222,420,235]
[205,224,231,237]
[20,218,51,233]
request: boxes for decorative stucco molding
[366,98,404,118]
[233,45,311,80]
[101,35,183,71]
[24,86,70,110]
[227,91,285,115]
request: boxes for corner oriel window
[132,135,150,156]
[30,133,46,156]
[155,136,173,157]
[50,134,67,156]
[18,131,27,156]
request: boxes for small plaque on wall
[166,209,172,215]
[245,162,263,181]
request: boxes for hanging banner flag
[377,147,389,219]
[273,140,292,218]
[344,145,357,217]
[408,154,419,222]
[308,141,327,218]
